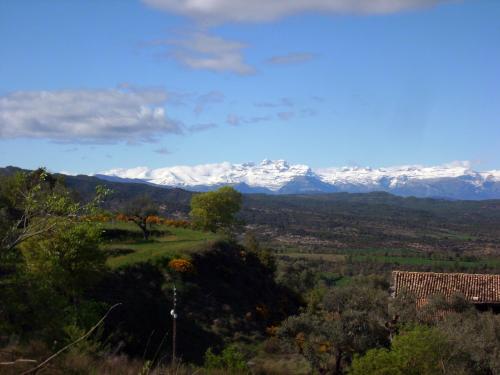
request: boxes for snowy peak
[316,163,479,186]
[100,160,312,191]
[97,160,500,199]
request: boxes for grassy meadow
[102,221,219,268]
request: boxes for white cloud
[154,147,172,155]
[267,53,315,65]
[58,170,78,176]
[226,114,241,126]
[142,0,452,23]
[254,97,294,108]
[278,111,295,121]
[226,114,272,126]
[194,91,224,114]
[300,108,318,117]
[189,123,217,132]
[0,88,181,143]
[163,31,254,75]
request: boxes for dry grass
[248,353,310,374]
[1,343,253,375]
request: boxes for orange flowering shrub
[146,215,162,224]
[116,213,129,222]
[113,214,191,227]
[164,219,191,228]
[168,258,194,273]
[80,214,112,222]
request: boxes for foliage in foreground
[278,280,390,374]
[0,169,109,343]
[349,326,451,375]
[204,345,249,373]
[348,298,500,375]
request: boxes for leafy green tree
[123,195,158,239]
[390,289,474,327]
[244,231,276,273]
[349,326,453,375]
[243,230,260,252]
[21,222,105,303]
[0,169,109,342]
[279,283,390,374]
[0,168,77,253]
[437,311,500,374]
[276,259,317,295]
[190,186,242,232]
[12,221,106,342]
[389,290,499,374]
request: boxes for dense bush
[349,326,451,375]
[278,281,390,374]
[204,345,249,373]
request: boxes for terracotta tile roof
[392,271,500,304]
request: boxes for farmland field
[276,245,500,275]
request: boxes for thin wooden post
[171,285,177,364]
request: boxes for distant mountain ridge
[97,160,500,200]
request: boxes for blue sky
[0,0,499,174]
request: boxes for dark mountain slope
[0,166,193,214]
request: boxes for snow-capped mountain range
[96,160,500,200]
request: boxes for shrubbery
[204,345,249,373]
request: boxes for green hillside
[102,222,219,268]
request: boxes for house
[391,270,500,313]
